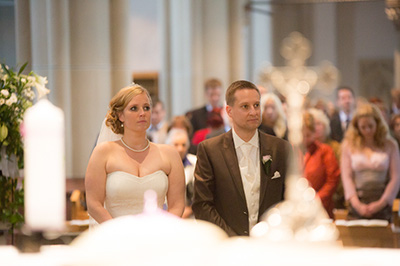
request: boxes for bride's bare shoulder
[152,143,178,156]
[93,140,121,153]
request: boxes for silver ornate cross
[258,31,339,146]
[252,32,340,242]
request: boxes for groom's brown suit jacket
[192,130,291,236]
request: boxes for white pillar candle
[24,99,65,232]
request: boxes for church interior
[1,0,400,264]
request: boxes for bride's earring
[121,123,124,127]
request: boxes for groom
[192,80,291,236]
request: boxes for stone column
[14,0,31,70]
[27,0,125,177]
[159,0,193,117]
[68,0,113,177]
[246,0,273,82]
[28,0,74,176]
[110,0,132,96]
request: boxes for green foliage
[0,62,49,231]
[0,176,24,229]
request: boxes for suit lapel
[222,131,246,202]
[258,131,272,205]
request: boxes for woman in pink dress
[341,102,400,221]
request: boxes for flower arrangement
[262,155,272,175]
[0,62,49,234]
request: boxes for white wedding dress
[89,170,168,227]
[105,170,168,218]
[90,119,169,227]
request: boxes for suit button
[243,211,247,215]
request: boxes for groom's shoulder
[199,130,230,148]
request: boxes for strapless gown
[90,170,168,226]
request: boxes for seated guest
[341,103,400,221]
[308,108,344,209]
[390,88,400,115]
[302,111,340,218]
[166,128,197,218]
[369,96,390,125]
[390,114,400,198]
[186,78,223,154]
[147,99,168,143]
[186,78,223,134]
[167,115,193,137]
[314,98,336,119]
[308,108,341,159]
[390,113,400,148]
[259,93,288,140]
[191,110,224,145]
[330,86,356,142]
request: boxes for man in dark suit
[192,80,291,236]
[330,86,355,142]
[186,78,223,134]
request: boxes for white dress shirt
[339,110,352,131]
[232,128,260,231]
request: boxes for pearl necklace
[120,138,150,152]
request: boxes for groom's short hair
[225,80,260,106]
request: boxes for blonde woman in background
[341,103,400,221]
[259,93,288,140]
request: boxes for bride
[85,84,185,224]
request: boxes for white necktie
[241,144,255,183]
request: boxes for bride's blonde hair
[344,102,389,151]
[106,84,152,134]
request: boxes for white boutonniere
[262,155,272,175]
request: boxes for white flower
[26,76,36,87]
[34,74,50,99]
[36,75,48,86]
[0,99,4,105]
[21,78,26,83]
[1,89,9,97]
[5,93,17,106]
[28,91,35,99]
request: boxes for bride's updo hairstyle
[106,84,152,134]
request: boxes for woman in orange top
[302,111,340,218]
